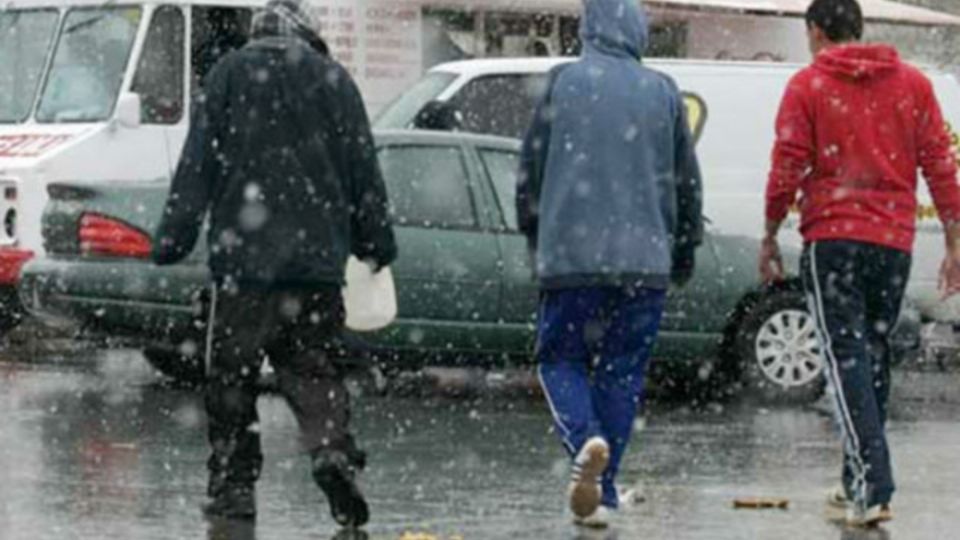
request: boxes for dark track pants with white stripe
[536,286,666,510]
[802,240,911,510]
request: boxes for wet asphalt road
[0,349,959,540]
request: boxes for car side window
[479,149,521,231]
[191,7,251,91]
[378,145,477,229]
[132,6,185,124]
[451,75,548,139]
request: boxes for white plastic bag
[343,256,397,332]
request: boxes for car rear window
[378,144,477,229]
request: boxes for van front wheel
[734,290,826,405]
[0,286,24,334]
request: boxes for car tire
[143,346,205,386]
[0,285,24,334]
[734,289,826,406]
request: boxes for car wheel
[0,285,24,334]
[734,289,826,405]
[143,346,205,386]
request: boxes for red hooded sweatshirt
[766,44,960,253]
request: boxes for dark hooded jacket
[153,6,396,288]
[516,0,703,290]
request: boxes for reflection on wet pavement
[0,350,958,539]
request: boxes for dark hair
[805,0,864,42]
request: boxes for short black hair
[805,0,864,42]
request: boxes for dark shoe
[207,517,257,540]
[330,529,370,540]
[202,485,256,521]
[313,451,369,528]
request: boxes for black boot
[313,450,369,528]
[203,484,256,521]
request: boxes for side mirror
[116,93,142,129]
[413,100,462,131]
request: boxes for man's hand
[939,253,960,299]
[671,246,696,288]
[362,258,384,274]
[940,223,960,299]
[759,235,785,284]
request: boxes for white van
[0,0,264,325]
[374,57,960,356]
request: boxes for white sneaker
[573,505,614,529]
[618,486,644,508]
[846,504,893,528]
[824,485,850,522]
[826,485,849,509]
[568,437,610,519]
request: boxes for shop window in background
[484,12,560,57]
[558,20,688,58]
[422,9,474,69]
[648,22,688,58]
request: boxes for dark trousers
[536,286,666,509]
[801,241,911,509]
[204,285,360,497]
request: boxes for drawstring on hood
[580,0,649,59]
[814,43,900,81]
[251,0,329,55]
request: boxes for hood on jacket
[580,0,648,59]
[814,43,900,81]
[251,0,329,55]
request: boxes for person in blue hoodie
[517,0,703,527]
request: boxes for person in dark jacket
[153,0,396,528]
[516,0,703,528]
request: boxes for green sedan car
[19,129,896,403]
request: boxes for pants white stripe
[538,363,577,455]
[808,242,869,508]
[204,284,219,379]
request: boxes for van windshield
[0,9,61,123]
[374,71,457,129]
[36,6,142,123]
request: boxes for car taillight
[79,213,152,259]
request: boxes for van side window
[479,149,521,231]
[450,75,548,139]
[378,145,478,229]
[192,7,251,89]
[132,6,185,124]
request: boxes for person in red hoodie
[761,0,960,528]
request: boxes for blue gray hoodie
[516,0,703,290]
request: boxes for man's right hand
[941,224,960,299]
[759,235,785,284]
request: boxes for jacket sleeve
[516,69,561,251]
[152,68,226,266]
[917,77,960,225]
[766,76,814,224]
[672,87,704,266]
[342,76,397,268]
